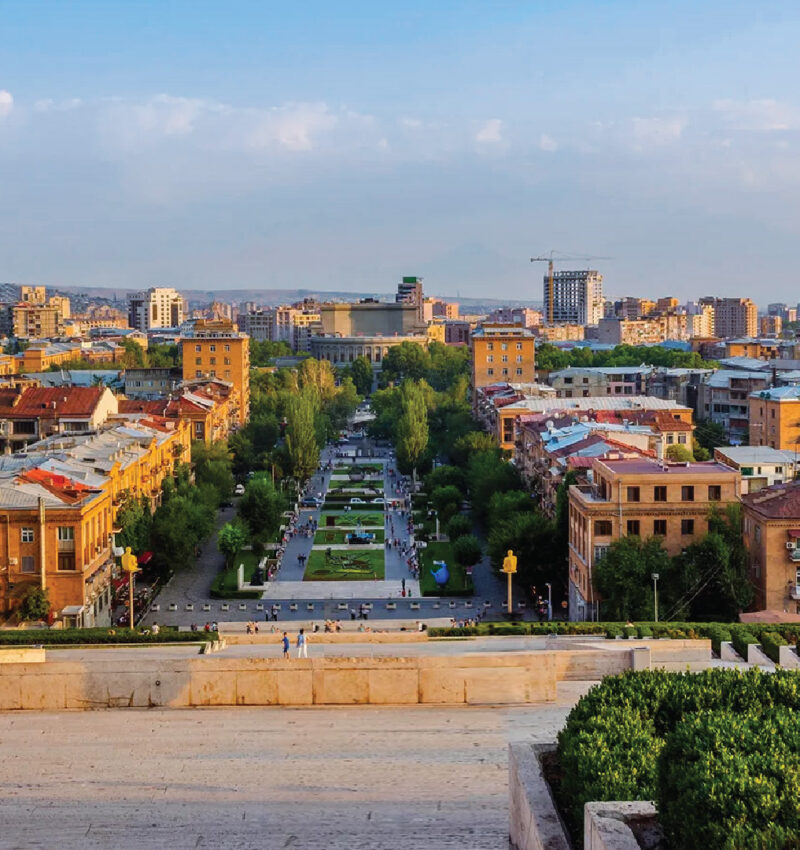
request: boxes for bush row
[556,669,800,850]
[0,627,215,645]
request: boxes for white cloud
[631,115,687,148]
[246,102,338,151]
[712,98,800,131]
[475,118,503,144]
[539,133,558,152]
[0,90,13,118]
[399,117,423,128]
[34,97,83,113]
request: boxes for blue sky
[1,1,800,303]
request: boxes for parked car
[234,484,245,496]
[371,497,386,505]
[349,497,365,504]
[301,496,321,508]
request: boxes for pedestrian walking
[296,628,308,658]
[281,631,290,659]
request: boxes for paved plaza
[0,684,590,849]
[142,437,515,627]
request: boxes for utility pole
[652,572,660,622]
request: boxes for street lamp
[545,582,552,622]
[503,549,518,617]
[121,547,140,629]
[652,572,660,622]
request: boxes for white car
[349,497,365,504]
[234,484,245,496]
[371,497,386,505]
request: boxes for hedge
[556,668,800,847]
[731,628,758,661]
[0,627,216,645]
[761,630,789,664]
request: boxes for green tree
[218,520,249,568]
[380,342,431,385]
[488,490,534,529]
[594,536,672,620]
[423,464,466,494]
[120,337,146,368]
[487,510,557,591]
[150,494,215,572]
[285,389,320,479]
[666,443,694,462]
[694,419,728,451]
[396,380,429,478]
[430,485,462,523]
[453,534,482,566]
[238,477,285,541]
[115,493,153,554]
[450,431,497,466]
[349,355,374,396]
[20,586,50,621]
[468,450,520,526]
[445,514,472,540]
[249,339,292,366]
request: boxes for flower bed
[313,528,385,545]
[554,668,800,848]
[303,548,385,580]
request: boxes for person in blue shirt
[281,631,290,659]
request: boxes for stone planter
[509,743,662,850]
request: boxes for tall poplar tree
[285,388,320,479]
[396,380,429,481]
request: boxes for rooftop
[502,395,690,414]
[741,482,800,518]
[749,386,800,401]
[596,457,736,477]
[715,446,797,466]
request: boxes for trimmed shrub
[659,708,800,850]
[731,628,758,660]
[0,627,214,645]
[704,623,732,656]
[445,514,472,540]
[605,625,623,639]
[636,624,652,639]
[761,630,789,664]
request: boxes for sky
[2,1,800,304]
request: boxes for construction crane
[531,252,610,324]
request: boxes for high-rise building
[181,320,250,425]
[243,303,321,352]
[20,285,46,305]
[128,287,185,331]
[705,297,758,338]
[396,276,424,324]
[543,270,604,325]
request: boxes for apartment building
[471,324,536,395]
[486,307,541,328]
[543,270,604,325]
[181,320,250,426]
[714,445,797,494]
[597,314,689,345]
[0,416,190,626]
[748,386,800,451]
[128,287,185,331]
[534,324,585,342]
[396,276,425,324]
[696,370,770,443]
[568,457,740,620]
[549,367,651,398]
[124,368,182,400]
[243,302,321,351]
[0,386,118,453]
[741,482,800,613]
[760,315,783,337]
[704,297,758,338]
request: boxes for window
[225,344,230,352]
[627,486,640,502]
[593,545,609,563]
[594,520,613,535]
[21,527,34,543]
[501,355,508,363]
[224,358,231,365]
[487,355,494,363]
[516,368,523,376]
[57,526,74,541]
[195,345,201,352]
[487,342,493,351]
[487,368,494,377]
[501,368,508,376]
[681,519,695,535]
[678,435,687,444]
[654,486,667,502]
[681,486,694,501]
[195,357,202,365]
[209,357,216,365]
[516,342,522,350]
[708,485,721,501]
[771,409,775,419]
[653,519,667,536]
[20,556,35,573]
[501,343,508,350]
[626,520,640,536]
[195,370,202,378]
[516,355,522,363]
[57,553,76,571]
[209,344,216,352]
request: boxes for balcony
[788,583,800,601]
[790,548,800,563]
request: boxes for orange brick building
[741,482,800,614]
[470,324,536,402]
[567,456,741,619]
[181,320,250,426]
[748,386,800,451]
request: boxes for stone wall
[0,651,557,710]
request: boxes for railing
[788,582,800,601]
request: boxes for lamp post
[121,547,140,629]
[545,582,552,622]
[503,549,517,617]
[652,572,660,623]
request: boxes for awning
[60,605,84,616]
[788,530,800,539]
[138,551,153,565]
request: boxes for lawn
[328,480,383,491]
[334,463,384,473]
[210,550,264,598]
[321,511,384,527]
[313,528,385,545]
[419,541,475,597]
[304,548,385,581]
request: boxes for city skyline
[2,1,800,299]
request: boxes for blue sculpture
[431,560,449,587]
